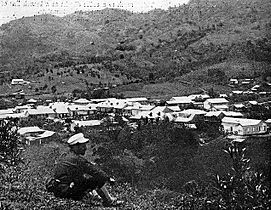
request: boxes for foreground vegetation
[0,119,270,209]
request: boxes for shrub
[212,143,271,209]
[0,119,22,171]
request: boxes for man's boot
[96,186,124,207]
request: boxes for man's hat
[67,133,89,145]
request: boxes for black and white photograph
[0,0,271,209]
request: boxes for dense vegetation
[0,119,270,209]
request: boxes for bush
[211,143,271,209]
[0,119,22,171]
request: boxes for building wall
[222,122,268,135]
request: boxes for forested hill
[0,0,270,82]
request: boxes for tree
[0,119,22,173]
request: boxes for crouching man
[47,133,123,207]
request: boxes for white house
[18,126,55,145]
[73,98,91,105]
[27,106,55,119]
[71,120,102,132]
[221,117,267,136]
[67,104,92,118]
[123,103,155,117]
[11,79,30,85]
[49,102,70,119]
[166,96,192,108]
[174,109,206,125]
[203,98,229,111]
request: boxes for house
[203,98,229,111]
[126,97,148,104]
[129,106,170,121]
[188,94,210,101]
[223,111,244,118]
[251,85,260,92]
[71,120,102,132]
[18,126,56,145]
[49,102,70,119]
[231,90,243,95]
[67,104,93,119]
[13,105,31,113]
[174,109,207,126]
[0,108,14,116]
[123,103,155,117]
[26,106,55,119]
[96,98,131,114]
[219,94,228,98]
[27,98,38,104]
[11,79,30,85]
[229,78,238,86]
[0,111,28,120]
[204,111,225,122]
[231,103,246,112]
[166,96,193,109]
[73,98,91,105]
[221,117,267,136]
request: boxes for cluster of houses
[1,93,270,145]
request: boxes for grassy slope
[1,133,269,209]
[0,0,271,98]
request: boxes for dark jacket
[53,152,110,200]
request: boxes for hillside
[1,119,270,209]
[0,0,271,97]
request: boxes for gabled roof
[130,106,167,119]
[97,99,129,109]
[248,101,258,105]
[233,103,245,108]
[205,98,229,104]
[14,105,31,111]
[166,106,181,112]
[26,130,55,141]
[0,108,14,115]
[27,98,37,103]
[205,111,224,117]
[223,111,243,117]
[0,112,28,119]
[169,96,192,103]
[27,106,55,115]
[72,120,102,127]
[49,102,70,114]
[232,91,243,94]
[188,94,210,100]
[174,116,194,123]
[18,126,45,135]
[166,97,192,105]
[213,104,229,110]
[73,98,91,104]
[126,97,148,102]
[68,104,91,111]
[222,117,263,126]
[180,109,207,115]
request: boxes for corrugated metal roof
[18,126,45,135]
[222,117,263,126]
[206,98,229,104]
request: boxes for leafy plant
[212,143,271,209]
[0,119,23,172]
